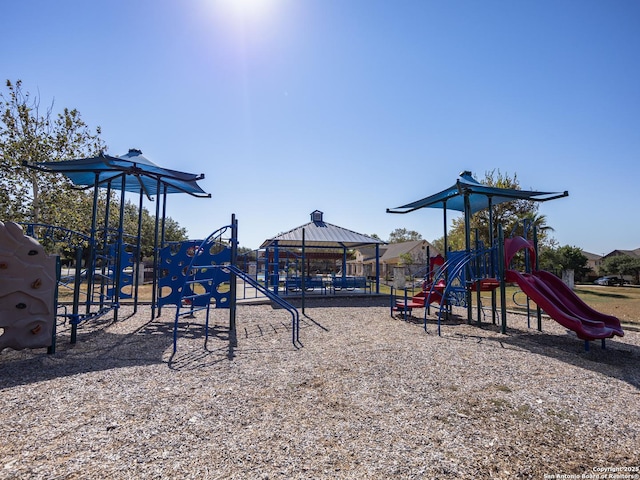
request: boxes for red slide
[506,268,624,341]
[504,236,624,341]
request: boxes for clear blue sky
[2,0,639,255]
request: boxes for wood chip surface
[1,297,639,479]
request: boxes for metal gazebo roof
[260,210,385,249]
[25,149,210,198]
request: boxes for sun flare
[216,0,279,21]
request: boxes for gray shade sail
[25,149,210,198]
[261,211,385,249]
[387,171,568,215]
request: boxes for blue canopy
[387,171,567,215]
[26,149,210,198]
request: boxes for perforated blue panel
[158,240,231,308]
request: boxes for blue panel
[158,240,231,308]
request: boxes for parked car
[594,276,623,286]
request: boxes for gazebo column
[263,247,270,291]
[375,243,380,294]
[342,247,347,279]
[273,241,279,295]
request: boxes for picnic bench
[331,276,371,293]
[285,276,327,293]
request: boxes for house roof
[260,210,385,249]
[380,240,438,262]
[603,249,640,259]
[355,245,388,261]
[582,251,603,261]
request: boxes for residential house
[602,248,640,261]
[346,245,388,278]
[600,248,640,283]
[581,251,603,281]
[380,240,440,279]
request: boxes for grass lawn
[487,284,640,326]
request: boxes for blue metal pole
[404,288,411,320]
[151,177,161,319]
[463,192,472,325]
[488,196,497,325]
[301,228,306,315]
[273,242,279,296]
[375,243,380,294]
[390,287,394,317]
[534,226,542,332]
[133,188,144,314]
[230,214,238,347]
[475,229,482,327]
[264,247,270,292]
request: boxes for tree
[539,245,590,281]
[0,80,188,261]
[0,80,106,227]
[431,170,554,252]
[388,228,422,243]
[600,255,640,284]
[120,201,188,259]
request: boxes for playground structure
[3,149,301,354]
[158,215,300,353]
[388,171,624,348]
[6,213,301,354]
[504,234,624,341]
[391,221,624,347]
[1,159,625,353]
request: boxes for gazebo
[260,210,386,294]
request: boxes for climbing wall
[158,240,231,309]
[0,221,57,351]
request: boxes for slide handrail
[224,264,300,346]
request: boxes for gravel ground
[1,297,639,479]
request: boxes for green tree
[1,80,190,261]
[399,252,413,266]
[120,201,187,259]
[539,245,590,280]
[388,228,422,243]
[0,79,106,226]
[600,255,640,284]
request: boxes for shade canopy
[26,149,210,198]
[387,171,568,215]
[261,210,385,249]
